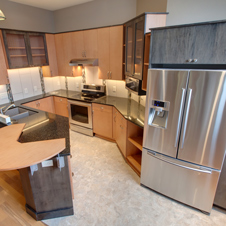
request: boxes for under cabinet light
[0,10,6,20]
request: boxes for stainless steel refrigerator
[141,69,226,213]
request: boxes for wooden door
[151,26,195,64]
[39,97,55,113]
[92,103,113,139]
[109,26,123,80]
[43,34,58,77]
[115,109,127,157]
[62,33,73,76]
[71,31,84,58]
[22,100,38,109]
[0,30,9,85]
[54,96,69,117]
[83,29,98,58]
[55,33,66,76]
[97,27,110,79]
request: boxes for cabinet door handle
[84,51,86,57]
[100,107,104,110]
[191,59,198,63]
[186,59,192,63]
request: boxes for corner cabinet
[150,21,226,66]
[97,25,123,80]
[2,30,49,69]
[124,13,167,80]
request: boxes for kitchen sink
[5,107,37,120]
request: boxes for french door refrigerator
[141,69,226,213]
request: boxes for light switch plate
[41,160,53,167]
[24,88,28,94]
[113,86,116,92]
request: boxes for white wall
[166,0,226,26]
[53,0,136,33]
[0,0,54,32]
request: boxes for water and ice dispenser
[148,100,170,129]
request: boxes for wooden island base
[19,156,73,221]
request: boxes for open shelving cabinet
[126,121,143,176]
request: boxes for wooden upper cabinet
[97,27,110,79]
[2,30,48,69]
[0,30,9,85]
[109,26,123,80]
[150,22,226,66]
[71,31,84,58]
[98,25,123,80]
[83,29,98,58]
[54,33,65,76]
[42,34,58,77]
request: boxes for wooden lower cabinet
[54,96,69,117]
[22,96,55,114]
[113,108,127,157]
[92,103,113,139]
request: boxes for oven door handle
[68,100,92,107]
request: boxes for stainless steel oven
[68,100,93,136]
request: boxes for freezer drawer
[141,148,220,213]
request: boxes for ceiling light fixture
[0,10,6,20]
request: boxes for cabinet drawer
[54,96,68,104]
[92,103,112,113]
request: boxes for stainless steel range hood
[69,58,98,66]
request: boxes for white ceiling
[9,0,94,11]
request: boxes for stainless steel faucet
[0,104,15,114]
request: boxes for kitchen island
[0,105,73,220]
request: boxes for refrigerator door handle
[181,88,192,149]
[147,150,212,174]
[174,88,186,147]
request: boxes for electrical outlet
[1,92,7,100]
[24,88,28,94]
[34,86,37,91]
[113,86,116,92]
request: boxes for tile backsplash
[0,85,9,105]
[6,66,146,107]
[8,67,42,101]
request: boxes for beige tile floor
[43,131,226,226]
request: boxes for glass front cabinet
[2,30,48,69]
[125,15,145,80]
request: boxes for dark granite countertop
[14,89,145,128]
[93,96,145,128]
[0,89,145,157]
